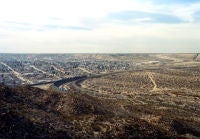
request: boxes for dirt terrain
[1,54,200,138]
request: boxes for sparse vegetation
[1,54,200,138]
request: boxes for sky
[0,0,200,53]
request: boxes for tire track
[147,72,159,92]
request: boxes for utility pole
[193,53,199,61]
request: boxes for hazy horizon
[0,0,200,53]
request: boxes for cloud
[150,0,200,4]
[1,22,200,53]
[106,11,183,24]
[0,0,200,53]
[1,0,200,27]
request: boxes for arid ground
[1,54,200,138]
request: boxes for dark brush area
[1,84,199,139]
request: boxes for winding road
[33,68,161,97]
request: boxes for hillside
[0,84,199,138]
